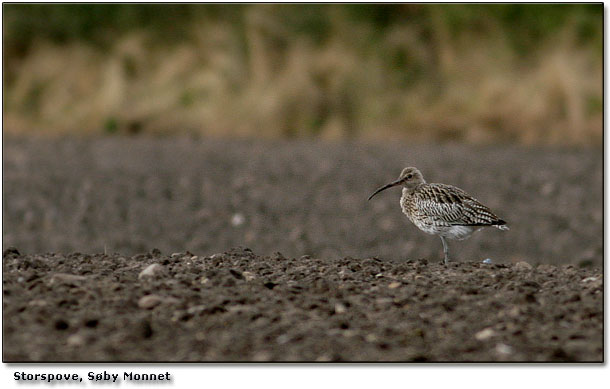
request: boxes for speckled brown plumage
[369,167,508,265]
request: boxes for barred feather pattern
[400,183,508,241]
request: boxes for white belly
[405,213,478,240]
[437,225,478,240]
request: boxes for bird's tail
[494,219,509,231]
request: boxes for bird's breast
[399,191,417,220]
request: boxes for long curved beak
[368,179,402,201]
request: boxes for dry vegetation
[2,4,603,145]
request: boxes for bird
[368,167,508,265]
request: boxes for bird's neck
[402,184,421,196]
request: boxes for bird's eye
[406,174,413,179]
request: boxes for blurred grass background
[2,4,603,145]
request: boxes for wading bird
[368,167,508,265]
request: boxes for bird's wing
[415,184,503,226]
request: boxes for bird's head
[368,167,425,200]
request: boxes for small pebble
[140,295,179,309]
[277,334,291,344]
[514,261,533,270]
[495,343,513,355]
[138,264,163,279]
[581,276,598,283]
[48,273,87,285]
[67,334,85,347]
[507,306,520,318]
[334,303,347,314]
[475,328,496,341]
[388,282,401,289]
[187,305,207,314]
[138,295,164,309]
[537,264,556,272]
[231,213,245,226]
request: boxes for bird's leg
[439,236,449,266]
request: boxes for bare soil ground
[2,136,602,265]
[2,248,603,361]
[2,136,603,361]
